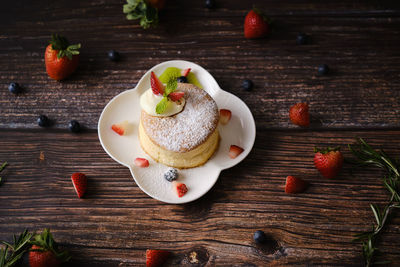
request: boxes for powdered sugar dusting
[141,83,219,152]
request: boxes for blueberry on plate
[318,64,330,75]
[242,79,253,91]
[205,0,215,9]
[253,230,267,244]
[37,115,51,127]
[108,50,120,62]
[8,82,22,94]
[164,168,178,182]
[177,76,188,83]
[296,33,307,45]
[68,120,81,133]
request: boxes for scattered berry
[111,121,128,136]
[314,147,343,179]
[177,76,188,83]
[71,172,87,198]
[242,79,253,91]
[289,103,310,127]
[134,158,149,168]
[68,120,81,133]
[37,115,51,127]
[219,109,232,125]
[296,33,307,45]
[318,64,330,75]
[205,0,215,9]
[150,71,165,95]
[169,91,185,101]
[244,8,270,39]
[146,249,170,267]
[172,181,188,197]
[285,176,308,194]
[108,50,120,61]
[164,168,178,182]
[8,82,22,94]
[253,230,267,244]
[229,145,244,159]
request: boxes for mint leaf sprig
[123,0,159,29]
[155,79,178,114]
[349,138,400,267]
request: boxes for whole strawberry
[314,147,344,179]
[289,103,310,127]
[146,249,170,267]
[244,8,270,39]
[29,229,70,267]
[45,34,81,80]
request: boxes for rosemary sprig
[0,162,7,185]
[0,229,33,267]
[348,138,400,266]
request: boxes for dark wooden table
[1,0,400,266]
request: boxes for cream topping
[140,88,185,117]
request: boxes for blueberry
[318,64,330,75]
[253,230,267,244]
[242,79,253,91]
[164,168,178,182]
[297,33,307,45]
[69,120,81,133]
[37,115,51,127]
[177,76,188,83]
[8,82,22,94]
[108,50,120,62]
[205,0,215,8]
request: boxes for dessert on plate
[138,68,219,168]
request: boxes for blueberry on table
[164,168,178,182]
[69,120,81,133]
[296,33,307,45]
[318,64,330,75]
[37,115,51,127]
[108,50,120,62]
[242,79,253,91]
[253,230,267,244]
[205,0,215,9]
[177,76,188,83]
[8,82,22,94]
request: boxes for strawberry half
[134,158,149,168]
[71,172,87,198]
[314,147,344,179]
[220,109,232,125]
[172,181,188,197]
[169,91,184,102]
[285,176,308,194]
[146,249,170,267]
[111,121,129,136]
[289,103,310,127]
[229,145,244,159]
[181,68,191,77]
[150,72,165,95]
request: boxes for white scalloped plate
[98,60,256,204]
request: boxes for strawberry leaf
[156,96,169,114]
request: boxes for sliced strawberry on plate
[111,121,129,136]
[169,91,184,102]
[71,172,87,198]
[229,145,244,159]
[146,249,170,267]
[181,68,191,77]
[134,157,149,168]
[172,181,188,197]
[150,71,165,95]
[285,175,308,194]
[220,109,232,125]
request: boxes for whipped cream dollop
[140,88,185,117]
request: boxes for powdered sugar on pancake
[141,83,219,152]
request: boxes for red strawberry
[314,147,344,179]
[285,176,308,194]
[244,8,270,39]
[45,34,80,81]
[169,91,184,102]
[134,158,149,168]
[111,121,128,136]
[71,172,87,198]
[181,68,191,77]
[150,72,165,95]
[229,145,244,159]
[29,229,70,267]
[219,109,232,125]
[289,103,310,127]
[146,249,170,267]
[172,181,188,197]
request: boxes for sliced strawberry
[150,71,165,95]
[111,124,124,136]
[169,91,184,102]
[181,68,191,77]
[134,157,149,168]
[172,181,188,197]
[285,176,308,194]
[71,172,87,198]
[229,145,244,159]
[220,109,232,125]
[146,249,170,267]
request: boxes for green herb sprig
[349,138,400,266]
[155,79,177,114]
[0,162,7,185]
[123,0,159,29]
[0,230,32,267]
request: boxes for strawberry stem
[314,146,341,154]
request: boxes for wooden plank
[0,129,399,265]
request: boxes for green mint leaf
[123,0,158,29]
[156,96,168,114]
[165,79,177,96]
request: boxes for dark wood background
[1,0,400,266]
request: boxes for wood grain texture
[0,129,399,266]
[1,0,400,129]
